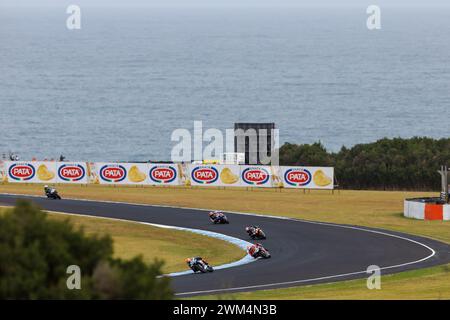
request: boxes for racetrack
[1,194,450,297]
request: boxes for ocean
[1,6,449,161]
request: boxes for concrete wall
[404,200,450,221]
[444,204,450,221]
[404,200,425,220]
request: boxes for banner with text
[3,162,334,190]
[280,166,334,190]
[5,161,57,184]
[56,162,88,184]
[188,164,241,187]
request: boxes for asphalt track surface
[1,194,450,297]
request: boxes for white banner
[280,166,334,189]
[56,162,88,184]
[3,161,334,190]
[188,165,221,186]
[239,165,273,188]
[97,162,147,185]
[188,164,241,187]
[5,161,57,183]
[148,164,179,186]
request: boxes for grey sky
[3,0,449,8]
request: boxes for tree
[0,200,173,299]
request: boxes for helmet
[185,258,191,263]
[245,226,250,232]
[44,185,48,188]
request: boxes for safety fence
[0,161,334,190]
[404,199,450,221]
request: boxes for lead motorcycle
[45,186,62,200]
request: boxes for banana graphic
[313,170,332,187]
[220,167,239,184]
[129,165,146,183]
[37,164,55,181]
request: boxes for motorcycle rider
[246,225,262,238]
[186,256,202,267]
[44,185,61,199]
[44,185,51,196]
[209,211,226,223]
[247,243,267,259]
[185,256,211,270]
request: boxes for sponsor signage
[240,166,271,187]
[190,166,219,185]
[5,161,57,183]
[99,164,127,183]
[149,165,177,184]
[56,163,88,183]
[4,161,334,190]
[8,163,36,181]
[280,166,334,189]
[284,168,312,187]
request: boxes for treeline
[279,137,450,191]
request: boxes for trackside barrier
[404,199,450,221]
[0,161,334,190]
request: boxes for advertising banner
[280,166,334,189]
[97,162,149,185]
[216,165,241,187]
[56,162,88,184]
[239,165,273,188]
[188,165,220,186]
[5,161,57,184]
[148,164,179,186]
[3,161,334,190]
[188,164,241,187]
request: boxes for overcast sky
[2,0,449,8]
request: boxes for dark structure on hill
[234,123,276,165]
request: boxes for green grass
[0,207,244,274]
[1,183,449,299]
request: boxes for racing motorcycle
[245,226,266,240]
[186,257,214,273]
[45,186,61,200]
[248,244,271,259]
[209,211,229,224]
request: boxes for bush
[0,200,173,299]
